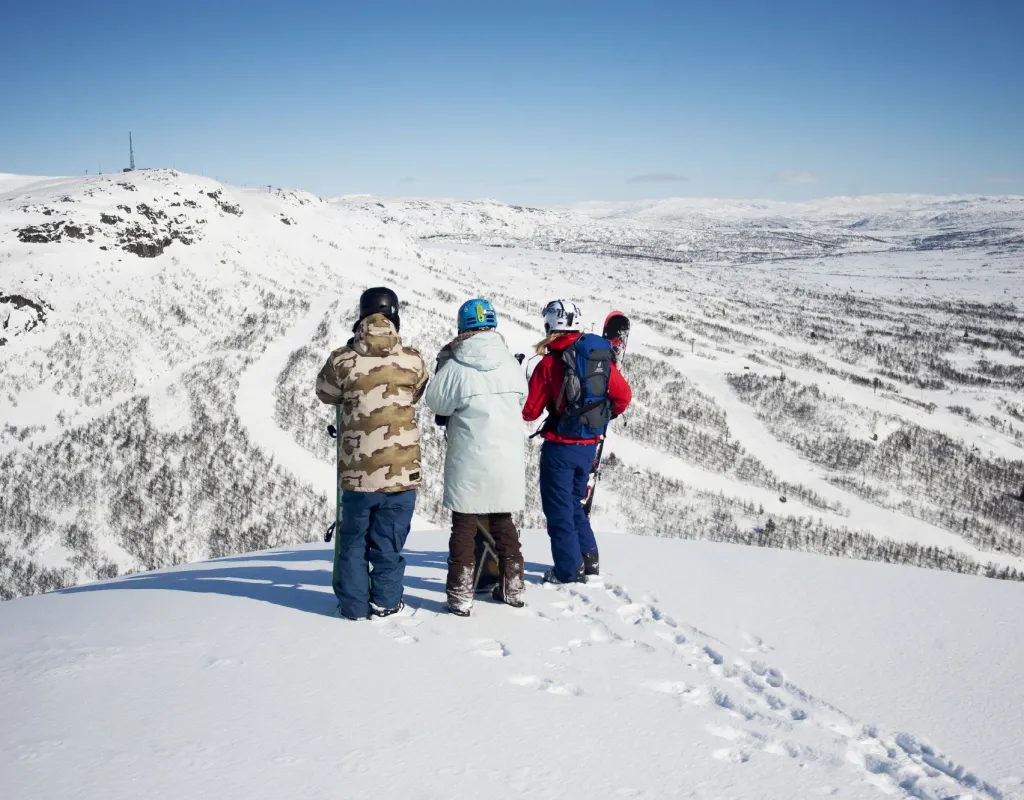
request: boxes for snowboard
[582,311,630,518]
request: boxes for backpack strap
[563,398,607,418]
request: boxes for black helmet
[358,286,399,328]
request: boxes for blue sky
[2,0,1022,204]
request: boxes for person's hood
[351,313,401,356]
[450,330,509,372]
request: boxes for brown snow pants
[448,512,522,571]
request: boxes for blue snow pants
[539,441,599,582]
[333,489,417,619]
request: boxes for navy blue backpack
[555,333,613,439]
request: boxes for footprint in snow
[618,637,656,652]
[508,674,582,696]
[469,638,509,658]
[371,608,419,644]
[374,624,417,645]
[205,657,241,668]
[748,659,784,686]
[642,680,706,706]
[706,723,823,765]
[587,620,622,644]
[550,599,594,620]
[589,585,1003,795]
[602,582,632,604]
[616,602,654,625]
[712,748,751,764]
[738,630,774,654]
[655,628,687,648]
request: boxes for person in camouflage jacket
[316,287,428,620]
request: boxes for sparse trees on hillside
[727,372,1024,558]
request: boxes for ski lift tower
[123,132,136,173]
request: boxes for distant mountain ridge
[338,191,1024,264]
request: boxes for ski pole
[325,404,341,542]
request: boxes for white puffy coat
[425,331,528,513]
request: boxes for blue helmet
[457,298,498,333]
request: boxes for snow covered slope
[2,171,1023,602]
[2,530,1022,800]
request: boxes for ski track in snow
[233,297,433,528]
[630,333,1024,572]
[234,298,337,493]
[390,571,1012,800]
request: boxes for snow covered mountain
[2,169,1024,799]
[337,191,1024,264]
[2,169,1023,604]
[2,531,1023,799]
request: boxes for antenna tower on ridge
[125,132,136,172]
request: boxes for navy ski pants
[334,489,416,619]
[539,441,599,582]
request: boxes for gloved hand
[435,414,449,427]
[515,353,525,364]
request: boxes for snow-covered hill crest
[2,532,1023,799]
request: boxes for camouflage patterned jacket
[315,314,428,493]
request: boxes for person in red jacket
[523,300,632,583]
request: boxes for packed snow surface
[2,531,1022,799]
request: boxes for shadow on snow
[58,547,550,616]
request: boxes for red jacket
[522,332,633,444]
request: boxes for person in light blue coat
[425,298,529,616]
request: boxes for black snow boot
[446,561,474,617]
[491,557,525,608]
[370,599,405,618]
[582,551,600,577]
[541,564,586,585]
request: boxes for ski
[582,311,630,518]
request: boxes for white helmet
[542,299,583,333]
